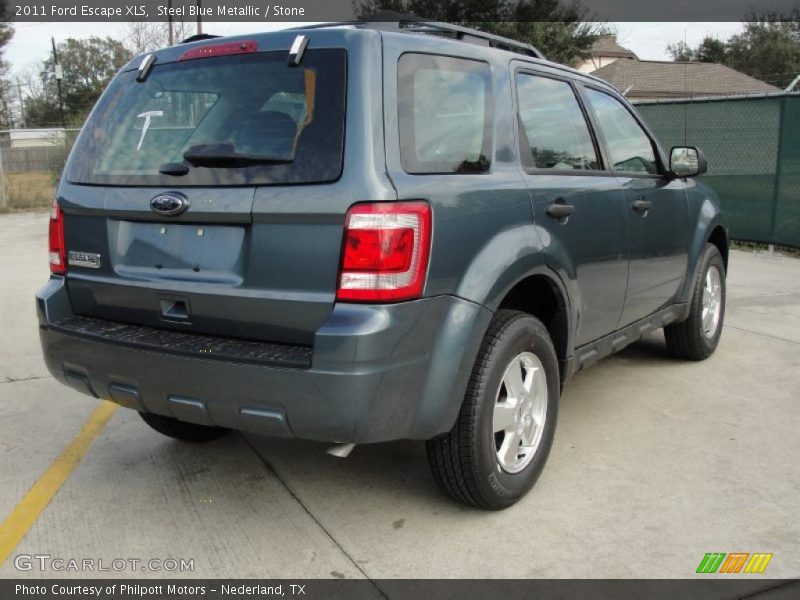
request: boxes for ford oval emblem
[150,193,189,216]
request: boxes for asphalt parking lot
[1,211,798,580]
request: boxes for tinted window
[398,54,492,174]
[584,88,659,175]
[516,74,599,171]
[68,49,346,186]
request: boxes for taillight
[179,40,258,61]
[49,199,66,275]
[337,202,431,302]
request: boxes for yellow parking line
[0,400,117,566]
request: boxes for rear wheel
[664,243,726,361]
[426,310,559,510]
[139,412,229,443]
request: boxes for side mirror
[670,146,707,177]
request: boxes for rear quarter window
[398,53,492,174]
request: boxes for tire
[664,243,726,361]
[426,310,560,510]
[139,412,229,443]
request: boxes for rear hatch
[58,36,350,346]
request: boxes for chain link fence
[0,128,81,211]
[636,93,800,248]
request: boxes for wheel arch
[708,224,729,272]
[495,272,572,381]
[680,187,728,304]
[450,224,575,381]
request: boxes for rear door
[514,67,630,347]
[580,86,690,326]
[59,37,371,347]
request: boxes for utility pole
[15,78,25,128]
[196,0,203,35]
[167,0,174,46]
[51,37,65,128]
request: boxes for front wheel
[426,310,560,510]
[664,243,726,361]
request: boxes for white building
[9,129,67,148]
[575,35,638,74]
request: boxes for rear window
[67,48,346,187]
[398,53,492,174]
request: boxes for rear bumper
[36,277,491,443]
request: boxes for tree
[15,64,54,128]
[124,20,192,54]
[667,37,727,63]
[353,0,609,66]
[0,67,12,129]
[726,22,799,88]
[665,3,800,88]
[666,41,694,62]
[22,97,62,128]
[695,37,726,63]
[0,2,14,128]
[26,37,132,127]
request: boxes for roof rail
[291,12,546,60]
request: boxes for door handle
[545,202,576,220]
[632,197,652,213]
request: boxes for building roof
[590,35,637,59]
[591,59,780,98]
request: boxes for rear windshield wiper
[183,144,293,167]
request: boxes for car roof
[122,25,620,97]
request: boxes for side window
[515,73,600,171]
[584,88,659,175]
[398,54,492,174]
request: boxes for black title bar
[3,579,800,600]
[4,0,800,23]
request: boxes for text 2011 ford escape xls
[37,22,727,509]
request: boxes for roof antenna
[288,35,309,67]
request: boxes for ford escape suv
[37,21,728,509]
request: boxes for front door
[581,87,690,326]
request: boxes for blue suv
[37,21,728,509]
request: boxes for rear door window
[398,54,492,174]
[516,73,600,171]
[68,49,346,186]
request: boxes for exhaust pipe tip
[326,442,356,458]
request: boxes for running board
[563,304,690,380]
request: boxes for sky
[4,21,745,79]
